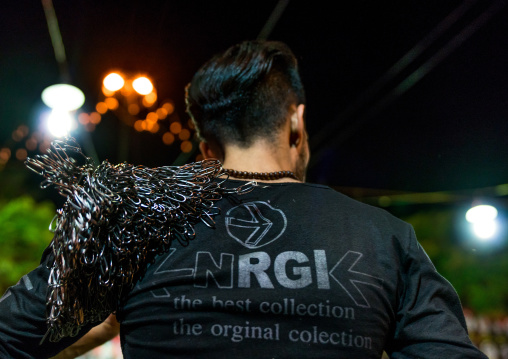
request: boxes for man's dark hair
[185,40,305,149]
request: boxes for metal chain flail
[25,137,255,343]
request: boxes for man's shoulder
[285,182,410,230]
[288,182,387,210]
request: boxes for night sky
[1,0,508,195]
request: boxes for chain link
[26,138,255,343]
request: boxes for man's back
[118,181,481,358]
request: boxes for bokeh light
[162,132,175,145]
[466,204,499,241]
[96,102,108,114]
[143,92,157,107]
[25,137,38,151]
[102,86,115,97]
[15,148,27,161]
[163,102,174,114]
[170,121,182,134]
[103,73,125,92]
[39,139,51,153]
[148,122,159,133]
[89,112,101,124]
[146,112,158,123]
[132,76,153,95]
[104,97,119,110]
[472,221,498,240]
[78,113,90,125]
[180,140,193,153]
[46,109,75,137]
[42,84,85,111]
[128,104,140,116]
[0,148,11,165]
[156,108,168,119]
[179,129,191,141]
[134,120,145,132]
[466,205,498,223]
[11,132,23,142]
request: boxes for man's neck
[221,141,300,183]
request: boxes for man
[0,40,486,358]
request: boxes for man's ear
[290,104,305,147]
[199,141,223,161]
[199,141,215,159]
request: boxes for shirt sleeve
[385,226,487,359]
[0,246,96,358]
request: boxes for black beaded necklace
[223,168,298,181]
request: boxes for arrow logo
[146,248,194,298]
[226,201,287,249]
[329,251,384,308]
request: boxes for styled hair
[185,40,305,148]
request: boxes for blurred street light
[132,76,153,95]
[41,83,84,137]
[41,83,85,111]
[103,73,125,92]
[46,109,76,138]
[94,70,196,162]
[466,204,499,240]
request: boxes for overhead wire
[309,0,478,152]
[41,0,100,165]
[309,0,506,169]
[257,0,290,40]
[41,0,69,82]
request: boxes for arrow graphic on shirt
[147,248,194,298]
[329,251,384,308]
[226,203,273,247]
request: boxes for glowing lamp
[46,109,76,138]
[103,73,125,92]
[41,84,85,111]
[466,204,499,240]
[466,205,498,223]
[133,76,153,95]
